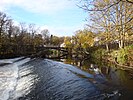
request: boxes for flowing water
[0,57,133,100]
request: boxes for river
[0,57,133,100]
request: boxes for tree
[34,34,43,46]
[0,12,10,44]
[12,26,20,44]
[64,29,95,56]
[64,36,73,48]
[79,0,133,50]
[6,19,14,43]
[74,29,94,52]
[41,29,50,45]
[51,36,60,46]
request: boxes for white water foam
[0,57,31,100]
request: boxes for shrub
[91,48,106,60]
[116,45,133,65]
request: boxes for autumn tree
[64,29,95,57]
[79,0,133,50]
[73,29,94,54]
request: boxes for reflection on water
[20,59,123,100]
[62,58,133,99]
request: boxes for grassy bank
[90,45,133,70]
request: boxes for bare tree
[0,12,9,44]
[6,19,14,43]
[41,29,50,45]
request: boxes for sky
[0,0,88,37]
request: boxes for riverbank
[89,45,133,71]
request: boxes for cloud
[40,24,85,37]
[0,0,77,14]
[0,0,86,37]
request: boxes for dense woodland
[0,12,65,58]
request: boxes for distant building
[60,43,65,47]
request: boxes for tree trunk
[106,43,109,51]
[118,40,124,49]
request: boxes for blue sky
[0,0,87,36]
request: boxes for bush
[115,45,133,65]
[91,48,106,60]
